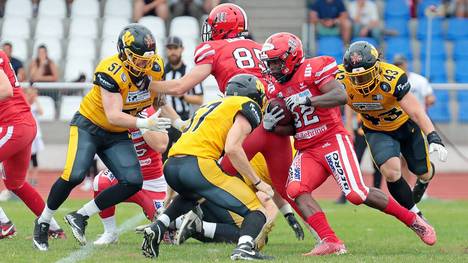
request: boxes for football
[266,97,294,126]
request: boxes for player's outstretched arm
[310,79,347,108]
[0,70,13,99]
[150,64,212,96]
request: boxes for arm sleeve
[393,73,411,101]
[94,72,120,93]
[239,101,262,130]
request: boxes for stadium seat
[60,96,83,121]
[457,91,468,122]
[455,60,468,83]
[428,90,451,123]
[447,18,468,40]
[102,17,130,39]
[416,18,443,40]
[1,17,30,39]
[385,37,412,62]
[316,37,344,63]
[384,0,410,20]
[37,96,56,121]
[1,38,28,62]
[4,0,32,18]
[170,16,200,41]
[35,17,64,39]
[384,18,409,38]
[71,0,100,19]
[351,37,379,48]
[100,37,117,60]
[420,59,447,83]
[69,18,98,39]
[66,37,96,60]
[417,0,442,18]
[420,38,446,61]
[37,0,67,19]
[453,39,468,62]
[104,0,132,19]
[138,16,166,39]
[32,38,63,62]
[64,57,94,82]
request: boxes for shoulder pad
[239,99,262,130]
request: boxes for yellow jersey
[336,62,411,131]
[169,96,262,160]
[78,54,165,132]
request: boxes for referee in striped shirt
[163,36,204,161]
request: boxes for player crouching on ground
[260,32,437,256]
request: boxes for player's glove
[285,213,304,240]
[136,108,171,133]
[172,118,190,132]
[263,105,285,131]
[427,131,447,162]
[285,94,311,111]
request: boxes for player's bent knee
[4,179,24,190]
[346,192,366,205]
[65,171,88,187]
[286,181,302,200]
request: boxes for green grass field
[0,199,467,262]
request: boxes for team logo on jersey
[372,94,383,101]
[380,82,391,92]
[325,151,349,191]
[127,89,151,103]
[349,93,354,100]
[352,102,384,111]
[299,82,307,90]
[350,52,362,64]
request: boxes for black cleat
[141,222,164,258]
[64,211,88,246]
[231,241,274,260]
[175,206,203,245]
[33,218,49,251]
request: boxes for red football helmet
[201,3,249,42]
[261,32,304,83]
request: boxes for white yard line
[56,213,146,263]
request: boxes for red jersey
[128,107,163,181]
[269,56,348,150]
[0,50,31,125]
[194,38,265,92]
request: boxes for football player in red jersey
[261,32,437,256]
[0,50,65,239]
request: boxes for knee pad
[346,192,366,205]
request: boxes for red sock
[383,197,416,226]
[306,212,340,243]
[127,191,156,220]
[11,182,45,216]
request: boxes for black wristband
[427,131,444,146]
[284,212,293,218]
[254,180,262,186]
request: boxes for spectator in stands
[170,0,204,20]
[162,36,204,161]
[133,0,170,22]
[393,54,435,110]
[2,42,26,82]
[348,0,382,41]
[29,44,59,83]
[308,0,352,45]
[443,0,468,17]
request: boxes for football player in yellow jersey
[141,74,275,260]
[33,24,173,251]
[337,41,448,219]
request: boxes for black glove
[285,213,304,240]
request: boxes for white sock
[158,214,170,227]
[77,200,101,217]
[410,205,421,214]
[101,216,117,234]
[49,218,61,231]
[202,222,216,239]
[0,207,10,223]
[38,205,55,224]
[238,235,253,245]
[175,216,184,229]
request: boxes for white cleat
[93,232,118,246]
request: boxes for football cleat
[0,221,16,239]
[231,241,274,260]
[410,214,436,246]
[135,223,152,234]
[175,206,203,245]
[94,232,118,246]
[64,211,89,246]
[303,238,347,256]
[141,222,164,258]
[49,228,67,239]
[33,219,49,251]
[254,220,275,251]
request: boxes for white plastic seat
[35,17,64,39]
[37,0,67,19]
[104,0,132,19]
[69,18,98,39]
[33,38,63,62]
[64,58,94,82]
[1,38,28,62]
[37,96,56,121]
[66,37,96,60]
[1,17,30,39]
[138,16,166,39]
[4,0,32,18]
[100,37,117,60]
[60,96,83,121]
[170,16,199,40]
[102,18,130,39]
[71,0,100,19]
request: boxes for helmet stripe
[237,5,248,31]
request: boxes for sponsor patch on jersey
[139,157,152,167]
[380,82,391,92]
[154,200,164,211]
[396,80,410,92]
[351,102,384,111]
[126,89,151,103]
[131,130,143,139]
[288,155,302,183]
[294,124,328,140]
[325,151,349,191]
